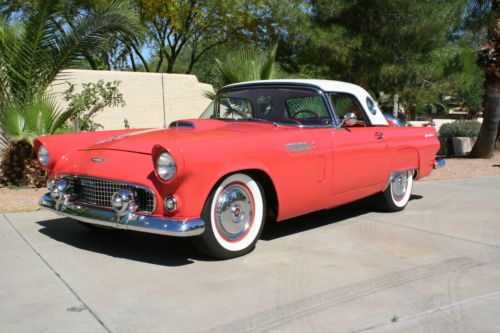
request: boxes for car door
[329,93,390,196]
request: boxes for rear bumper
[39,193,205,237]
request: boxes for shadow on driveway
[37,218,205,267]
[262,194,423,240]
[36,194,423,265]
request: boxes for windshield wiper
[224,118,280,126]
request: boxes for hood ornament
[91,158,105,163]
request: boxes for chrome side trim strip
[40,194,205,237]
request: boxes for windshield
[200,88,333,126]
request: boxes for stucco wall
[47,69,213,130]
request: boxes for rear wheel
[194,173,266,259]
[378,170,413,212]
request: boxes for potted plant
[438,121,481,156]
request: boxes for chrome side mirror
[339,112,357,127]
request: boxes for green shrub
[438,121,481,137]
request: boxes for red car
[37,80,441,259]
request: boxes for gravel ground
[0,187,46,213]
[1,153,499,213]
[423,152,500,181]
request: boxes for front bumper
[39,193,205,237]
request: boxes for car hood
[84,119,284,154]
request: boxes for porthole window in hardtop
[366,97,378,115]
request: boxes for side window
[330,93,369,126]
[218,97,253,119]
[285,95,330,125]
[256,95,274,119]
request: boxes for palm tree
[0,0,142,186]
[0,0,142,108]
[208,45,287,95]
[468,0,499,157]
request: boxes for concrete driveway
[1,176,500,333]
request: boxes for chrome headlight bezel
[38,145,50,167]
[155,151,177,181]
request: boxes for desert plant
[0,0,141,187]
[1,94,76,141]
[438,121,482,137]
[63,80,125,132]
[0,139,47,187]
[205,45,287,98]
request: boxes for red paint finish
[35,84,440,225]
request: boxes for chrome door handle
[375,132,384,139]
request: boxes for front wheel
[377,170,413,212]
[193,173,266,259]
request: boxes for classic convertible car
[37,79,440,259]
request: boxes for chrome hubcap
[215,184,253,241]
[392,171,408,201]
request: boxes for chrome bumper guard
[39,193,205,237]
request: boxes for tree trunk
[470,73,500,158]
[129,50,137,72]
[470,0,500,158]
[166,55,175,73]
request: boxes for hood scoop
[169,120,196,129]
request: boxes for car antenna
[162,72,167,128]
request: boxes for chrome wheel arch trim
[383,169,417,192]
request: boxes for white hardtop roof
[223,79,389,126]
[224,79,368,94]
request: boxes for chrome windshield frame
[213,84,339,128]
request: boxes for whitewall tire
[378,170,413,212]
[194,173,266,259]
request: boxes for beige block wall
[47,69,213,130]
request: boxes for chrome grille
[62,176,155,213]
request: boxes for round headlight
[38,145,50,166]
[156,152,176,181]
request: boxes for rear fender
[390,148,420,174]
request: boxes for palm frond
[1,0,142,110]
[1,104,30,141]
[46,0,143,85]
[260,44,279,80]
[1,93,67,142]
[210,46,287,91]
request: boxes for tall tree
[469,0,499,158]
[300,0,481,117]
[134,0,278,73]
